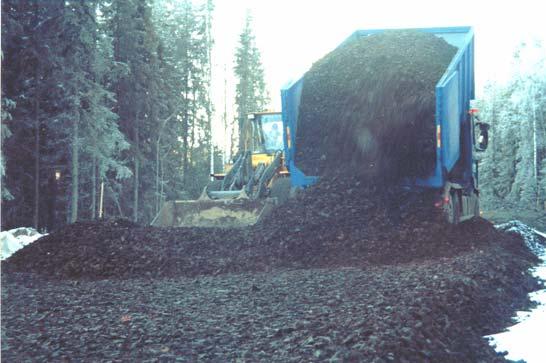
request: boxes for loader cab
[258,113,284,152]
[245,112,285,169]
[248,112,284,153]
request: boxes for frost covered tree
[151,0,214,206]
[47,0,131,223]
[1,97,14,202]
[1,0,216,228]
[1,0,129,228]
[2,0,67,228]
[479,40,546,211]
[234,12,268,151]
[110,0,165,222]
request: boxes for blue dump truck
[280,26,489,224]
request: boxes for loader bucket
[151,197,277,228]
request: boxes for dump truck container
[281,27,487,223]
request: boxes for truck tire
[270,177,291,205]
[444,192,460,224]
[473,193,480,218]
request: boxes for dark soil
[295,30,457,180]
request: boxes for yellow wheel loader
[151,112,291,228]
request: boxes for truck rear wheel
[473,193,480,218]
[444,192,460,224]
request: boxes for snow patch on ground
[496,220,546,255]
[534,229,546,239]
[487,220,546,363]
[1,227,44,260]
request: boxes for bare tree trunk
[182,119,189,188]
[33,98,40,229]
[31,0,42,230]
[206,0,214,180]
[223,64,229,163]
[156,113,172,214]
[190,89,197,151]
[181,11,190,190]
[91,153,97,219]
[133,156,140,222]
[160,154,164,207]
[133,114,140,223]
[99,181,104,218]
[532,90,539,209]
[538,102,546,210]
[70,110,80,223]
[182,87,190,189]
[106,180,124,217]
[156,140,160,214]
[230,116,238,160]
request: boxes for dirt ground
[1,252,539,362]
[3,176,545,361]
[2,215,543,362]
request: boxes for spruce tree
[1,0,67,228]
[1,97,14,202]
[1,0,130,228]
[112,0,163,222]
[234,12,268,152]
[2,0,218,227]
[153,0,214,200]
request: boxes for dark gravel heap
[295,30,457,180]
[3,211,544,362]
[2,239,540,362]
[3,197,514,280]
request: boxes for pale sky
[209,0,546,148]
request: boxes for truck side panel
[281,78,318,187]
[442,72,461,173]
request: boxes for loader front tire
[270,177,291,205]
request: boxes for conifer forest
[1,0,268,229]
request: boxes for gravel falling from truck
[295,30,457,182]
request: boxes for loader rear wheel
[270,178,291,205]
[207,179,223,192]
